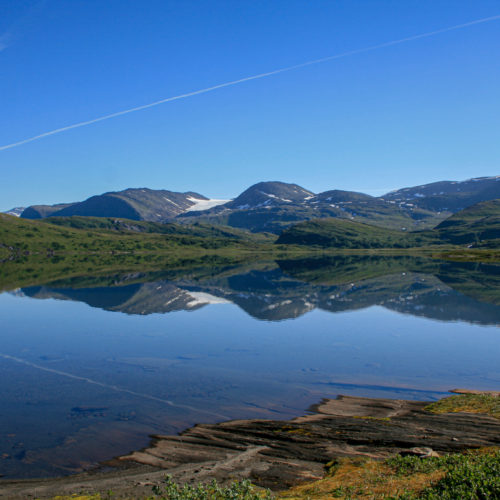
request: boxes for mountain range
[19,188,226,222]
[12,175,500,234]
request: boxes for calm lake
[0,256,499,478]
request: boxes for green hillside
[0,214,274,257]
[276,218,437,248]
[276,199,500,250]
[435,199,500,246]
[45,216,275,242]
[3,198,500,277]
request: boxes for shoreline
[1,392,499,499]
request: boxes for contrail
[0,352,229,420]
[1,14,499,152]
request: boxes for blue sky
[1,0,499,210]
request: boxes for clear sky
[1,0,499,210]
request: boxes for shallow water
[0,256,499,478]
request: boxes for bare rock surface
[1,395,499,499]
[451,388,500,397]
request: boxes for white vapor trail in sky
[1,13,499,152]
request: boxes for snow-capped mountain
[14,175,500,233]
[20,189,211,222]
[382,176,500,212]
[3,207,25,217]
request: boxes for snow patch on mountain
[162,196,183,208]
[4,207,25,217]
[186,197,230,212]
[259,191,292,202]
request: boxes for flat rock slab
[1,395,499,499]
[451,388,500,397]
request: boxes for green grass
[387,449,500,499]
[50,478,271,500]
[282,449,500,499]
[52,449,500,500]
[426,394,500,420]
[150,476,272,499]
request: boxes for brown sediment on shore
[1,394,499,499]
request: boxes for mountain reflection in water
[0,255,499,479]
[18,256,500,325]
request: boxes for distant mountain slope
[307,190,437,228]
[181,177,500,234]
[21,188,210,222]
[276,198,500,249]
[179,182,439,233]
[21,203,75,219]
[3,207,25,217]
[382,176,500,212]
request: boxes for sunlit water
[0,257,499,477]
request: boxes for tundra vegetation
[48,448,500,499]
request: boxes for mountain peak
[313,190,374,203]
[226,181,314,210]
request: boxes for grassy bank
[49,448,500,500]
[282,393,500,499]
[281,448,500,499]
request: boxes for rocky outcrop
[114,395,500,490]
[2,395,499,498]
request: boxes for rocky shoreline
[1,394,499,499]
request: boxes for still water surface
[0,256,499,477]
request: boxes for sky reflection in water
[0,257,499,478]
